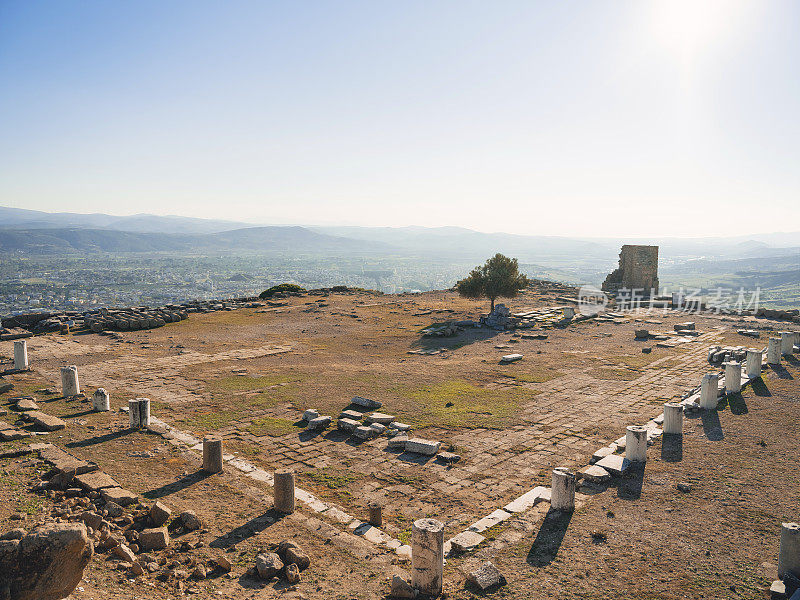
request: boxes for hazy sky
[1,1,798,237]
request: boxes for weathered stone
[390,575,418,598]
[100,487,138,506]
[0,529,25,541]
[15,398,38,411]
[306,415,332,430]
[436,451,461,464]
[113,543,136,563]
[337,418,359,432]
[38,445,97,476]
[354,425,375,440]
[104,501,124,517]
[284,546,310,570]
[285,562,301,584]
[80,510,104,530]
[215,555,232,572]
[468,509,512,533]
[389,422,412,432]
[368,423,387,435]
[179,510,201,531]
[387,434,408,450]
[466,561,506,591]
[595,454,630,476]
[351,396,381,409]
[449,530,485,552]
[499,353,523,364]
[138,527,169,551]
[339,409,363,420]
[580,465,611,484]
[302,409,319,421]
[406,438,440,456]
[590,445,615,464]
[0,522,93,600]
[255,552,283,579]
[365,412,395,425]
[503,486,550,513]
[149,501,171,527]
[75,471,119,492]
[23,411,65,431]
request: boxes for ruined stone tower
[601,245,659,294]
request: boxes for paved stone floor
[17,308,729,535]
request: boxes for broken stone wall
[601,245,659,294]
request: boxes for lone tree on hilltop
[456,253,530,312]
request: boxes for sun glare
[650,0,754,62]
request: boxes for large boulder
[0,522,93,600]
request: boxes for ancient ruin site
[3,3,800,599]
[2,266,800,599]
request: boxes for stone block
[503,486,550,513]
[406,438,440,456]
[387,435,408,450]
[138,527,170,551]
[339,409,362,420]
[100,487,138,506]
[468,509,512,533]
[579,465,610,484]
[389,422,412,432]
[75,471,119,492]
[590,446,615,464]
[337,418,359,432]
[353,425,375,439]
[24,411,65,431]
[368,423,386,435]
[365,412,395,425]
[595,454,630,477]
[499,354,523,364]
[149,501,171,527]
[306,416,331,430]
[302,409,319,421]
[466,561,506,591]
[449,530,485,552]
[351,396,381,409]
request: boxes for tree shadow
[410,326,501,353]
[143,469,214,500]
[66,428,135,448]
[661,433,683,463]
[526,509,572,567]
[727,392,748,415]
[751,378,771,397]
[617,462,645,500]
[701,410,724,441]
[210,509,284,548]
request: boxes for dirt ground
[1,286,798,599]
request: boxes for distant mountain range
[0,225,389,255]
[1,206,798,279]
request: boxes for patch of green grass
[398,529,411,544]
[179,409,241,432]
[305,467,362,489]
[403,379,539,429]
[246,416,300,437]
[16,495,43,515]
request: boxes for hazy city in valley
[1,2,799,600]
